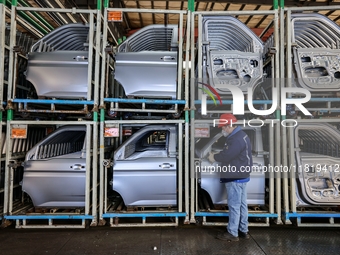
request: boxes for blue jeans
[225,181,248,237]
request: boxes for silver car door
[22,157,86,208]
[294,123,340,206]
[114,24,178,99]
[113,129,177,207]
[22,128,86,208]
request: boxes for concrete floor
[0,224,340,255]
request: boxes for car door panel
[22,157,86,208]
[113,157,176,206]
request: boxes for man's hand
[208,152,216,163]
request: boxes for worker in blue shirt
[208,113,252,241]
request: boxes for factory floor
[0,223,339,255]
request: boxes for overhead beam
[245,5,261,25]
[123,0,340,7]
[254,6,273,28]
[224,3,230,11]
[209,2,214,11]
[136,1,144,28]
[235,4,246,18]
[119,0,132,30]
[151,1,155,24]
[195,1,200,11]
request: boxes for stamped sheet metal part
[112,124,178,207]
[291,13,340,92]
[294,123,340,206]
[201,15,265,95]
[21,124,178,209]
[195,127,266,206]
[114,25,179,99]
[21,125,87,208]
[25,23,90,98]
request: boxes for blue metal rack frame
[284,212,340,227]
[12,98,95,115]
[12,99,95,104]
[104,98,187,105]
[195,212,279,227]
[103,98,187,115]
[4,214,94,228]
[102,212,187,227]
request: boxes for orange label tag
[104,127,119,137]
[108,11,123,22]
[11,128,27,138]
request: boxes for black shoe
[216,231,239,241]
[239,231,250,239]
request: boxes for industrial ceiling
[5,0,340,43]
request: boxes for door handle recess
[161,56,175,61]
[159,163,174,168]
[74,56,88,61]
[71,164,85,170]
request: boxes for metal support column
[271,0,284,225]
[283,10,296,221]
[0,4,5,220]
[7,1,17,100]
[281,4,292,224]
[98,0,110,226]
[3,1,16,223]
[0,117,3,221]
[89,2,103,227]
[91,116,98,227]
[98,108,106,226]
[189,12,203,224]
[183,10,192,224]
[3,109,13,219]
[0,1,5,112]
[189,7,196,224]
[269,121,275,215]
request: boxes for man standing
[208,113,252,241]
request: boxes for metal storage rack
[7,4,102,120]
[1,1,105,228]
[2,121,99,228]
[99,120,187,227]
[191,119,279,227]
[282,118,340,227]
[101,7,187,118]
[98,5,190,227]
[189,8,281,226]
[2,0,340,230]
[283,5,340,227]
